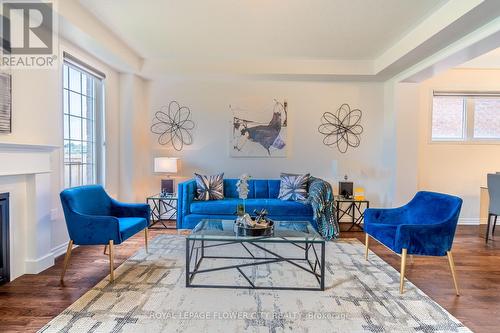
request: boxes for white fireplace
[0,142,59,280]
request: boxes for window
[63,56,105,188]
[431,92,500,142]
[431,96,465,140]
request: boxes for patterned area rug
[39,235,471,333]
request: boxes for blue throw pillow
[278,173,310,201]
[194,173,224,201]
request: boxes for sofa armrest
[177,179,197,228]
[65,210,121,245]
[110,199,150,224]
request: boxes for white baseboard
[15,241,78,277]
[458,218,480,225]
[25,252,55,274]
[340,218,481,225]
[51,241,71,258]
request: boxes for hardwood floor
[0,225,498,332]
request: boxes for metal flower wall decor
[151,101,195,151]
[318,103,363,153]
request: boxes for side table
[146,194,178,229]
[333,196,370,231]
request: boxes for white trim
[0,143,60,152]
[23,241,79,276]
[51,241,78,259]
[458,218,480,225]
[24,252,54,274]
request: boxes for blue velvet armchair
[59,185,150,282]
[364,191,462,295]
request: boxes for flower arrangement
[236,173,251,216]
[236,173,251,199]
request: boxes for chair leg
[364,233,369,260]
[144,227,149,253]
[400,248,407,294]
[108,240,114,283]
[60,240,73,282]
[447,251,460,296]
[103,245,108,255]
[486,214,492,243]
[493,215,498,235]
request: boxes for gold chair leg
[103,245,107,255]
[400,248,407,294]
[60,240,73,282]
[447,251,460,296]
[364,233,369,260]
[108,240,114,283]
[144,227,149,253]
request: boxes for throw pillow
[194,173,224,201]
[278,173,310,201]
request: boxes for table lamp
[154,157,178,195]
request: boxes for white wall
[417,68,500,224]
[119,74,151,202]
[0,38,123,255]
[141,77,392,207]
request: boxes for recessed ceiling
[458,47,500,69]
[79,0,447,61]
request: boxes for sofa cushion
[278,173,310,201]
[190,198,313,216]
[223,179,282,199]
[195,173,224,200]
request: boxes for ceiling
[458,47,500,69]
[79,0,447,61]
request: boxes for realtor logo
[0,1,57,68]
[2,1,52,53]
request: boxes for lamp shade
[154,157,178,173]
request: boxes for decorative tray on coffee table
[234,209,274,237]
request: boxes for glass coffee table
[186,219,325,291]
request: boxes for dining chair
[486,174,500,242]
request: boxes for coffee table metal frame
[185,221,325,291]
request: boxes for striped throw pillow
[194,173,224,201]
[278,173,310,201]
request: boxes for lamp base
[161,179,175,195]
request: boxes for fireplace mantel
[0,142,60,280]
[0,142,60,151]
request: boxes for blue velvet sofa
[177,178,317,229]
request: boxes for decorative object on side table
[339,174,353,198]
[151,101,195,151]
[154,157,178,195]
[318,103,363,153]
[147,193,178,229]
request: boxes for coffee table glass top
[188,219,323,243]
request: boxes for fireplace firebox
[0,193,9,285]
